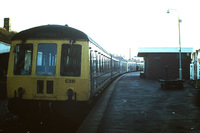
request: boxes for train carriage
[7,25,121,116]
[88,39,113,98]
[7,25,137,117]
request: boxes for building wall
[144,53,191,80]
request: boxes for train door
[89,50,94,97]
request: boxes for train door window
[109,58,111,69]
[102,56,104,73]
[14,44,33,75]
[60,44,82,76]
[107,59,108,70]
[115,60,119,70]
[95,51,99,73]
[90,50,94,73]
[105,57,108,71]
[99,54,102,73]
[93,52,96,73]
[90,50,95,93]
[36,43,57,76]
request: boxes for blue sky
[1,0,199,58]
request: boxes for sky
[1,0,200,59]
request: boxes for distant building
[138,47,193,80]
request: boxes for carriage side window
[60,44,82,76]
[36,43,57,76]
[14,44,33,75]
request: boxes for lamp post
[167,9,182,80]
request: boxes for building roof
[138,47,193,53]
[0,27,17,43]
[0,41,10,54]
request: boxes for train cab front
[6,25,92,117]
[6,39,90,117]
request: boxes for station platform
[77,72,200,133]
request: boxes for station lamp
[166,8,182,80]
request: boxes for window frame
[14,43,33,75]
[36,43,57,76]
[60,44,82,77]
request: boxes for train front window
[36,44,57,76]
[14,44,33,75]
[60,44,82,76]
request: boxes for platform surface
[77,72,200,133]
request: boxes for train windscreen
[36,43,57,76]
[60,44,82,76]
[14,44,33,75]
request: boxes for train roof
[12,25,90,41]
[12,25,111,56]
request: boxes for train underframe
[8,98,89,119]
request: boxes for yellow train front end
[7,25,91,116]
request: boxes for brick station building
[138,47,193,80]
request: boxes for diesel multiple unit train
[7,25,136,116]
